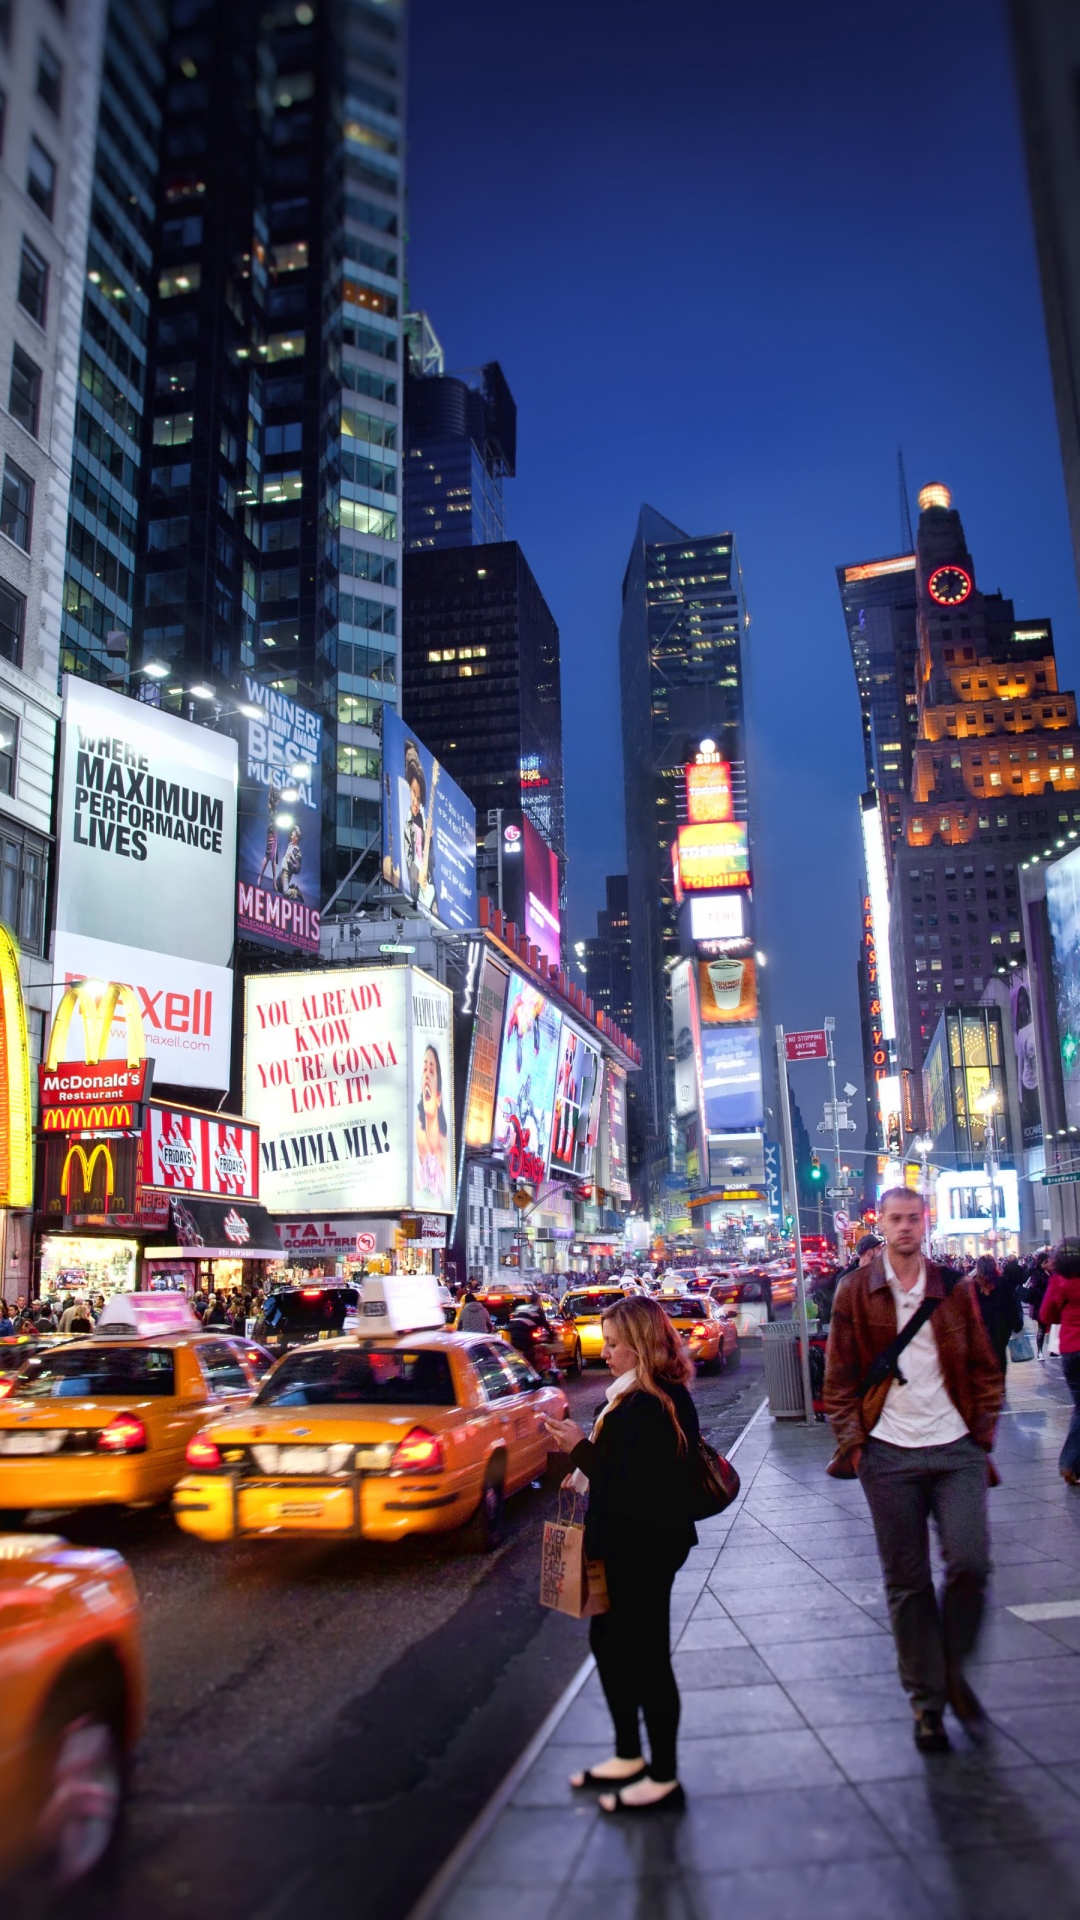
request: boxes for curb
[405,1392,769,1920]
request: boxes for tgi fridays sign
[144,1107,259,1198]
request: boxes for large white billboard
[53,932,233,1091]
[55,676,237,965]
[244,966,455,1216]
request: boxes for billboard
[381,708,478,931]
[52,678,237,1091]
[1010,969,1042,1149]
[670,959,703,1120]
[674,822,750,892]
[523,816,561,970]
[144,1107,259,1198]
[463,953,510,1149]
[243,966,455,1215]
[685,756,733,824]
[1046,846,1080,1129]
[492,972,562,1180]
[689,894,745,945]
[600,1062,631,1201]
[550,1026,602,1180]
[52,931,232,1092]
[698,955,758,1026]
[235,677,322,954]
[700,1024,764,1131]
[55,675,237,965]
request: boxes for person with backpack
[972,1255,1023,1376]
[457,1288,492,1333]
[824,1186,1003,1754]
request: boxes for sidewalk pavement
[416,1353,1080,1920]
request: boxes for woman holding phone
[543,1294,698,1815]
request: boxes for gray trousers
[858,1435,991,1714]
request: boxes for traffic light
[809,1154,824,1184]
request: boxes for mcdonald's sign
[38,1132,141,1218]
[0,922,31,1207]
[42,1104,138,1133]
[61,1142,115,1211]
[40,979,152,1114]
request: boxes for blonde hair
[600,1294,694,1451]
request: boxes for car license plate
[278,1446,329,1473]
[280,1502,324,1516]
[0,1430,65,1455]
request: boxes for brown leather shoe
[913,1709,951,1754]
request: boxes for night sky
[406,0,1078,1124]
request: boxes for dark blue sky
[406,0,1079,1109]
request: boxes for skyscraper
[837,549,918,850]
[404,320,516,552]
[131,0,405,914]
[617,507,754,1208]
[1010,1,1080,603]
[888,483,1080,1123]
[0,0,112,973]
[401,539,565,864]
[61,0,165,688]
[583,874,633,1036]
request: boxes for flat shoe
[570,1764,646,1791]
[599,1783,686,1816]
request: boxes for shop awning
[151,1198,283,1260]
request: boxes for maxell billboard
[235,676,322,954]
[53,679,237,1089]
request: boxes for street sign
[1044,1171,1080,1186]
[785,1029,828,1062]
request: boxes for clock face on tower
[927,564,973,606]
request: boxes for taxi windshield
[253,1347,457,1408]
[562,1291,622,1320]
[478,1294,534,1327]
[259,1289,357,1333]
[13,1345,177,1397]
[664,1300,709,1320]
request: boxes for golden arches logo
[43,1105,133,1133]
[61,1141,115,1210]
[47,981,146,1071]
[0,922,31,1207]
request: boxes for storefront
[264,1214,446,1284]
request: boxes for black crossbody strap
[860,1270,957,1395]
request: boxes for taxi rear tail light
[97,1413,147,1454]
[692,1323,707,1337]
[390,1426,444,1473]
[0,1377,13,1399]
[186,1435,222,1469]
[301,1288,323,1298]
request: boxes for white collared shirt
[870,1253,968,1448]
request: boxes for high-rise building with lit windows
[125,0,405,914]
[617,507,752,1205]
[837,549,919,852]
[403,319,516,552]
[885,484,1080,1125]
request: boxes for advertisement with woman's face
[409,980,456,1214]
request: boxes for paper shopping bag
[539,1510,609,1618]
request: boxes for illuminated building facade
[127,0,406,915]
[401,539,565,877]
[583,874,633,1036]
[838,549,919,849]
[403,320,516,552]
[617,506,754,1206]
[889,484,1080,1125]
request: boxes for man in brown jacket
[824,1187,1003,1753]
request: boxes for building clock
[927,564,973,606]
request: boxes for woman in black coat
[543,1293,699,1816]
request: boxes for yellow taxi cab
[659,1293,737,1371]
[558,1285,628,1364]
[0,1531,144,1890]
[458,1289,583,1375]
[0,1295,265,1525]
[173,1276,568,1553]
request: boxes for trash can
[761,1321,810,1419]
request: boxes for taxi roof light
[97,1413,147,1454]
[186,1434,222,1469]
[390,1426,444,1473]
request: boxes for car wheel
[570,1342,582,1377]
[34,1667,128,1888]
[463,1462,506,1553]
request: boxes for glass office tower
[131,0,405,912]
[404,335,515,552]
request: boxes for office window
[152,413,193,446]
[9,346,41,437]
[0,582,24,665]
[0,829,45,952]
[36,40,62,116]
[0,709,17,794]
[17,241,48,325]
[158,263,200,299]
[27,138,57,219]
[0,461,32,550]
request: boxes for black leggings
[589,1527,689,1781]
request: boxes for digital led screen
[698,956,758,1026]
[1045,846,1080,1127]
[700,1023,764,1131]
[492,972,562,1175]
[550,1025,602,1179]
[381,709,478,932]
[689,894,745,943]
[675,822,750,892]
[523,816,561,970]
[685,757,733,824]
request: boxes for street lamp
[974,1088,1001,1254]
[911,1133,934,1252]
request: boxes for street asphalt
[10,1343,765,1920]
